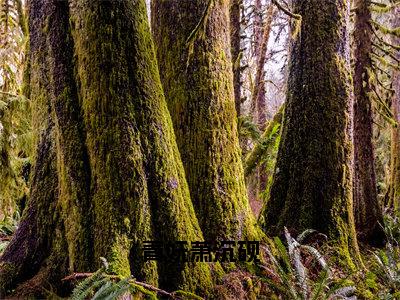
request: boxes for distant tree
[0,0,211,297]
[261,0,361,266]
[230,0,242,116]
[250,3,277,202]
[252,3,276,132]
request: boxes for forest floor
[1,211,399,299]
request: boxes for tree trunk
[252,4,277,200]
[352,0,384,246]
[0,0,212,297]
[388,6,400,211]
[252,4,276,131]
[152,0,259,241]
[250,0,263,116]
[261,0,361,266]
[230,0,242,116]
[253,0,263,58]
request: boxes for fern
[70,258,203,300]
[261,228,356,300]
[71,268,107,300]
[238,115,261,142]
[0,211,19,254]
[91,280,115,299]
[372,212,400,295]
[0,0,29,218]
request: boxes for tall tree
[0,0,212,297]
[261,0,361,265]
[151,0,259,241]
[352,0,384,245]
[252,4,277,131]
[251,4,277,202]
[230,0,242,116]
[388,4,400,211]
[250,0,264,117]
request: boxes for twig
[62,272,94,281]
[271,0,301,20]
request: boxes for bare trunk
[231,0,242,116]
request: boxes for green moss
[108,236,131,277]
[152,0,260,244]
[173,290,203,300]
[365,271,379,291]
[69,0,213,294]
[245,105,284,177]
[262,0,362,268]
[2,0,213,296]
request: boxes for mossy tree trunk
[151,0,259,241]
[352,0,384,245]
[388,6,400,211]
[0,0,212,297]
[261,0,361,265]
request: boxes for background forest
[0,0,400,299]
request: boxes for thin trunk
[261,0,361,267]
[253,0,263,58]
[253,4,276,131]
[230,0,242,116]
[0,0,212,297]
[353,0,384,245]
[250,0,263,116]
[152,0,260,241]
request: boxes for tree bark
[252,5,277,200]
[0,0,212,297]
[230,0,242,116]
[388,5,400,211]
[152,0,259,241]
[261,0,361,266]
[352,0,384,246]
[252,4,276,131]
[250,0,263,117]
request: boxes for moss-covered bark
[0,0,212,296]
[388,6,400,211]
[152,0,260,241]
[261,0,361,266]
[0,2,68,295]
[245,105,284,177]
[352,0,384,245]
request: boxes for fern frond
[70,268,106,300]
